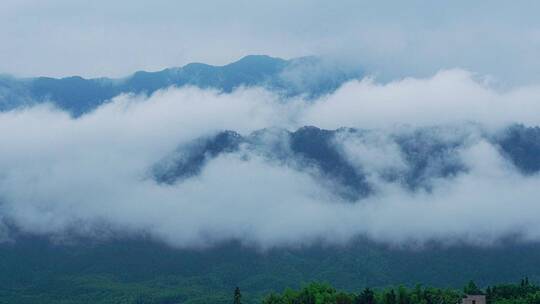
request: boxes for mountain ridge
[152,124,540,202]
[0,55,363,116]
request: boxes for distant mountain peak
[229,54,286,65]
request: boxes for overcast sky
[1,0,540,84]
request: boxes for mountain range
[153,124,540,201]
[0,55,362,116]
[1,55,540,304]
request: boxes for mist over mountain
[153,124,540,202]
[1,61,540,248]
[0,55,362,116]
[2,54,540,303]
[4,1,540,303]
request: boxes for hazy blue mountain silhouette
[153,125,540,200]
[0,55,363,116]
[153,125,540,201]
[496,124,540,174]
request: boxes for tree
[357,288,375,304]
[384,289,397,304]
[336,292,354,304]
[464,281,483,295]
[262,293,284,304]
[398,286,410,304]
[234,287,242,304]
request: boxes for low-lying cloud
[1,69,540,248]
[303,69,540,129]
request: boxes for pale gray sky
[1,0,539,85]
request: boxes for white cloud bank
[303,70,540,129]
[1,70,540,248]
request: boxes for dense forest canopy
[260,279,540,304]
